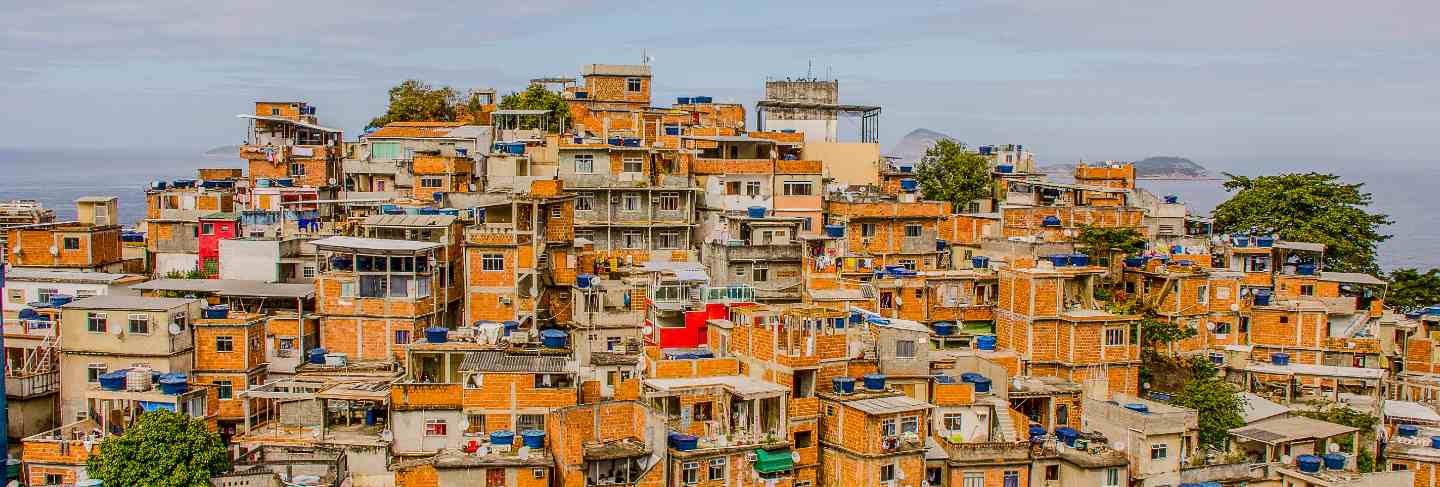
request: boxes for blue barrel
[365,408,381,426]
[1432,435,1440,449]
[1124,257,1145,267]
[899,178,918,191]
[1297,264,1317,276]
[971,377,992,393]
[1231,233,1250,247]
[540,329,568,348]
[522,429,546,449]
[577,274,594,288]
[1028,425,1046,440]
[203,305,229,319]
[503,321,519,336]
[936,240,949,251]
[933,322,956,336]
[1070,253,1090,267]
[418,207,440,215]
[1055,427,1079,447]
[274,178,294,187]
[624,138,641,147]
[1271,352,1290,366]
[1124,403,1149,414]
[832,377,856,394]
[677,97,691,105]
[1296,454,1321,473]
[1254,291,1272,306]
[863,373,887,391]
[747,206,767,218]
[98,371,127,391]
[308,348,328,364]
[972,256,990,269]
[1042,216,1061,227]
[824,224,845,238]
[1046,254,1069,267]
[693,96,713,103]
[49,294,73,307]
[425,327,449,343]
[668,432,698,451]
[158,373,188,394]
[899,164,914,173]
[490,430,515,446]
[608,137,623,146]
[976,335,997,351]
[1399,424,1420,437]
[1322,453,1346,470]
[1256,236,1275,247]
[961,372,983,383]
[996,165,1014,173]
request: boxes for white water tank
[126,368,153,392]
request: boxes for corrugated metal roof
[1319,272,1386,286]
[129,279,315,299]
[62,295,198,311]
[845,395,932,415]
[310,236,441,254]
[5,269,140,284]
[643,376,788,398]
[459,351,569,373]
[361,214,456,227]
[1228,416,1357,444]
[1275,241,1326,252]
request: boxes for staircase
[1339,313,1371,339]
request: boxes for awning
[753,448,793,474]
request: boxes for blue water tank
[540,329,568,348]
[677,97,691,105]
[256,178,273,188]
[665,126,681,136]
[996,164,1014,173]
[425,327,449,343]
[151,180,168,190]
[976,335,997,351]
[1054,427,1079,447]
[1296,454,1321,473]
[1432,435,1440,449]
[1254,291,1273,306]
[1256,236,1276,247]
[432,192,444,203]
[1042,216,1062,227]
[1070,253,1090,267]
[49,294,73,307]
[693,96,713,103]
[608,137,623,146]
[933,322,956,336]
[1028,425,1046,440]
[17,308,40,321]
[1400,424,1420,437]
[832,377,856,394]
[1271,352,1290,366]
[522,429,546,449]
[203,305,229,320]
[899,164,914,173]
[899,178,918,191]
[747,206,767,219]
[1231,233,1251,247]
[158,373,189,394]
[1046,254,1069,267]
[574,91,588,99]
[274,178,294,187]
[1124,257,1145,268]
[824,224,845,238]
[172,179,197,188]
[1297,263,1317,276]
[308,348,328,364]
[669,432,699,451]
[863,373,887,391]
[971,377,992,393]
[577,274,594,289]
[1164,195,1180,204]
[1124,403,1150,414]
[98,371,127,391]
[490,430,515,446]
[1323,453,1346,470]
[365,408,382,426]
[972,256,991,269]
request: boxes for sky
[4,0,1439,171]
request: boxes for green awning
[753,448,793,474]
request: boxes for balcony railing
[7,370,59,398]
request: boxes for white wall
[219,240,281,282]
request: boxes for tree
[368,80,460,129]
[1075,224,1148,265]
[1386,268,1440,313]
[913,139,992,212]
[1212,173,1391,274]
[87,409,231,486]
[498,84,572,133]
[1170,377,1244,449]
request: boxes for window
[1245,255,1271,273]
[896,340,916,359]
[726,181,741,195]
[709,458,726,480]
[1004,471,1020,487]
[216,336,235,352]
[735,266,747,277]
[623,193,640,211]
[1197,285,1209,304]
[752,264,769,282]
[215,379,233,400]
[682,462,700,485]
[424,419,448,436]
[622,157,643,173]
[880,464,896,483]
[1215,321,1232,334]
[420,177,443,188]
[657,192,680,211]
[482,254,504,271]
[901,416,919,435]
[693,401,713,421]
[1056,404,1069,425]
[201,223,214,235]
[801,217,812,231]
[1045,465,1059,481]
[904,224,922,237]
[518,414,544,431]
[7,288,24,303]
[37,288,59,303]
[44,473,64,485]
[1300,284,1314,296]
[576,192,595,211]
[899,259,917,271]
[880,292,894,309]
[861,223,876,237]
[794,369,816,398]
[881,418,897,437]
[1280,316,1289,324]
[62,237,80,250]
[1104,468,1121,487]
[783,181,813,196]
[745,181,762,196]
[87,312,107,333]
[278,338,295,353]
[574,154,594,173]
[1150,443,1168,459]
[395,330,411,344]
[794,430,813,448]
[606,336,622,351]
[128,314,149,334]
[1395,463,1410,471]
[533,468,546,479]
[1105,327,1125,346]
[657,231,681,249]
[622,231,644,249]
[943,413,963,431]
[87,364,107,383]
[963,472,984,487]
[289,162,306,176]
[626,77,642,92]
[302,265,316,279]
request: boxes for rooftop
[4,268,142,285]
[130,278,315,299]
[361,214,458,228]
[459,350,571,373]
[1228,415,1358,444]
[62,295,198,311]
[643,375,788,399]
[842,395,932,415]
[311,235,442,255]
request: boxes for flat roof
[490,109,550,116]
[74,196,118,203]
[361,214,457,228]
[1243,361,1385,380]
[4,268,141,285]
[310,236,442,255]
[62,295,198,311]
[1385,400,1440,423]
[128,279,315,299]
[755,100,881,113]
[236,114,341,133]
[643,376,788,399]
[844,395,932,415]
[1319,272,1386,286]
[1275,241,1326,252]
[1228,416,1358,444]
[459,351,570,373]
[1240,393,1290,424]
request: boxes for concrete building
[57,294,204,423]
[311,236,445,362]
[1082,395,1199,487]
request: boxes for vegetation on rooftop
[86,409,231,487]
[498,84,572,133]
[367,79,493,129]
[1074,224,1147,267]
[913,139,992,213]
[1213,172,1391,274]
[1385,267,1440,313]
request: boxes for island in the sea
[1042,156,1216,180]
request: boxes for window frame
[574,154,595,174]
[424,419,448,437]
[622,156,643,174]
[481,253,505,272]
[896,339,916,359]
[626,77,643,92]
[127,313,150,334]
[1105,327,1125,346]
[62,236,81,250]
[216,335,235,353]
[215,379,234,400]
[1150,442,1168,459]
[904,224,922,237]
[575,192,595,211]
[782,181,813,196]
[87,312,108,333]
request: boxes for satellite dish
[791,451,801,462]
[110,324,124,336]
[169,323,183,335]
[328,178,338,186]
[380,429,394,442]
[48,246,58,256]
[1205,322,1215,332]
[642,324,654,336]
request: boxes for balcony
[720,242,803,261]
[7,370,59,398]
[3,318,56,338]
[936,440,1031,464]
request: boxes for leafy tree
[1075,224,1147,265]
[1212,173,1391,274]
[913,139,992,212]
[1386,268,1440,313]
[1170,377,1244,449]
[87,409,231,486]
[1141,317,1197,350]
[1293,406,1377,450]
[498,84,572,133]
[368,80,460,128]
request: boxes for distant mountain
[204,145,240,157]
[886,128,958,165]
[1041,156,1213,179]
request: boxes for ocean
[2,148,1434,272]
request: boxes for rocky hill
[886,128,957,164]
